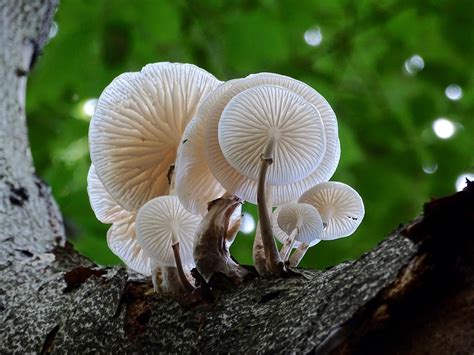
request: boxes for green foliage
[27,0,474,269]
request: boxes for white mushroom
[136,195,202,293]
[87,165,151,276]
[89,62,222,213]
[287,182,363,267]
[298,181,365,239]
[205,73,340,205]
[219,85,326,276]
[204,76,333,276]
[273,203,323,262]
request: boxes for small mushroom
[273,203,323,262]
[290,181,364,266]
[89,62,221,213]
[136,195,201,293]
[87,165,152,276]
[298,181,364,239]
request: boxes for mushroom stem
[257,136,286,277]
[194,195,248,284]
[225,215,241,248]
[279,227,298,261]
[171,242,195,293]
[151,263,162,292]
[289,242,310,267]
[252,220,268,275]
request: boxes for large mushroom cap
[218,85,326,185]
[205,72,339,205]
[136,195,201,268]
[89,62,221,212]
[245,72,340,184]
[87,165,130,224]
[87,165,151,276]
[298,181,364,240]
[175,115,226,216]
[273,203,323,246]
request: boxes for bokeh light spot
[404,54,424,75]
[422,162,438,174]
[240,212,256,234]
[432,118,456,139]
[445,84,463,101]
[48,22,58,39]
[304,27,323,47]
[83,98,98,117]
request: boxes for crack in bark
[40,324,60,355]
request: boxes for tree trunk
[1,1,473,353]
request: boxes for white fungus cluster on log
[87,62,365,294]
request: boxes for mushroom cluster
[88,62,364,294]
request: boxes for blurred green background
[27,0,473,269]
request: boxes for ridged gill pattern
[218,85,326,185]
[89,62,221,212]
[136,195,201,267]
[299,182,365,240]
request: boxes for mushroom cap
[89,62,221,212]
[87,165,130,224]
[298,181,364,240]
[136,195,202,267]
[247,73,340,184]
[273,203,323,246]
[205,72,339,205]
[87,165,151,275]
[218,85,326,185]
[107,216,152,276]
[175,115,226,216]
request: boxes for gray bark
[1,1,473,354]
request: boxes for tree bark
[1,1,473,354]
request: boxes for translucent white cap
[218,85,325,185]
[273,203,323,246]
[89,62,221,212]
[175,115,226,216]
[136,195,202,267]
[298,181,364,239]
[107,216,152,276]
[87,165,151,275]
[205,72,339,205]
[87,165,130,224]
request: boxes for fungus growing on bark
[88,62,223,280]
[204,75,336,276]
[273,203,323,262]
[136,195,201,294]
[88,62,363,290]
[289,181,365,267]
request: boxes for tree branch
[1,2,473,353]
